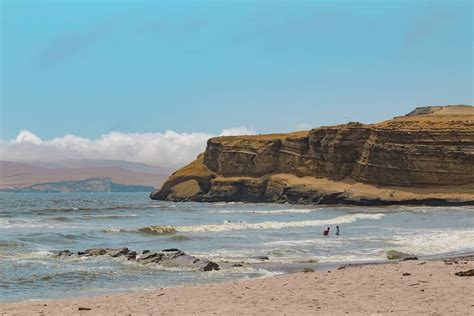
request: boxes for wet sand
[1,256,473,315]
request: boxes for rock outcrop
[57,248,219,271]
[151,105,474,206]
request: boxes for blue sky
[1,0,472,141]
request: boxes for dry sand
[1,258,473,315]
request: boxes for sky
[0,0,472,167]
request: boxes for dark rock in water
[201,261,220,271]
[162,248,180,252]
[455,269,474,277]
[57,250,73,257]
[232,263,244,267]
[83,248,108,256]
[253,256,270,261]
[108,248,130,257]
[137,252,165,264]
[79,248,130,257]
[139,249,219,271]
[127,251,137,260]
[386,250,417,261]
[57,247,219,271]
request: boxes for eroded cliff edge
[151,105,474,206]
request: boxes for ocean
[1,192,473,303]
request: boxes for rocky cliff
[151,105,474,206]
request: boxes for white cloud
[220,127,256,136]
[0,127,256,167]
[295,123,314,131]
[14,130,43,145]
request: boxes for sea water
[0,192,473,302]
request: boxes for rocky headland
[151,105,474,206]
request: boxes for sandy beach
[2,256,473,315]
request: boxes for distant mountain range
[0,160,170,193]
[30,159,171,174]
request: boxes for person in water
[323,227,330,236]
[336,226,340,235]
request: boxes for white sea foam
[200,246,385,264]
[213,202,239,206]
[116,213,385,236]
[263,239,344,247]
[102,228,130,233]
[407,206,474,213]
[388,229,474,255]
[2,250,56,260]
[211,208,317,215]
[82,214,137,219]
[316,253,387,263]
[0,218,52,229]
[175,213,384,233]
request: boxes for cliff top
[209,105,473,143]
[377,105,473,130]
[405,105,473,116]
[210,130,309,143]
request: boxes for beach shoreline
[2,254,473,315]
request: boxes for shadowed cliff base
[151,105,474,206]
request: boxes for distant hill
[31,159,171,174]
[0,177,154,193]
[0,160,168,192]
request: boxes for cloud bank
[0,127,255,168]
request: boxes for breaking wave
[211,208,318,215]
[128,213,384,235]
[177,213,384,233]
[137,226,177,235]
[102,228,130,233]
[103,225,177,235]
[388,229,474,255]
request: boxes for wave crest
[124,213,384,235]
[212,208,317,215]
[176,213,384,233]
[137,225,177,235]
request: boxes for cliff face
[151,105,474,206]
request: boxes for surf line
[126,213,385,234]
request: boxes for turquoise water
[1,192,473,303]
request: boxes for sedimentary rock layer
[151,105,474,205]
